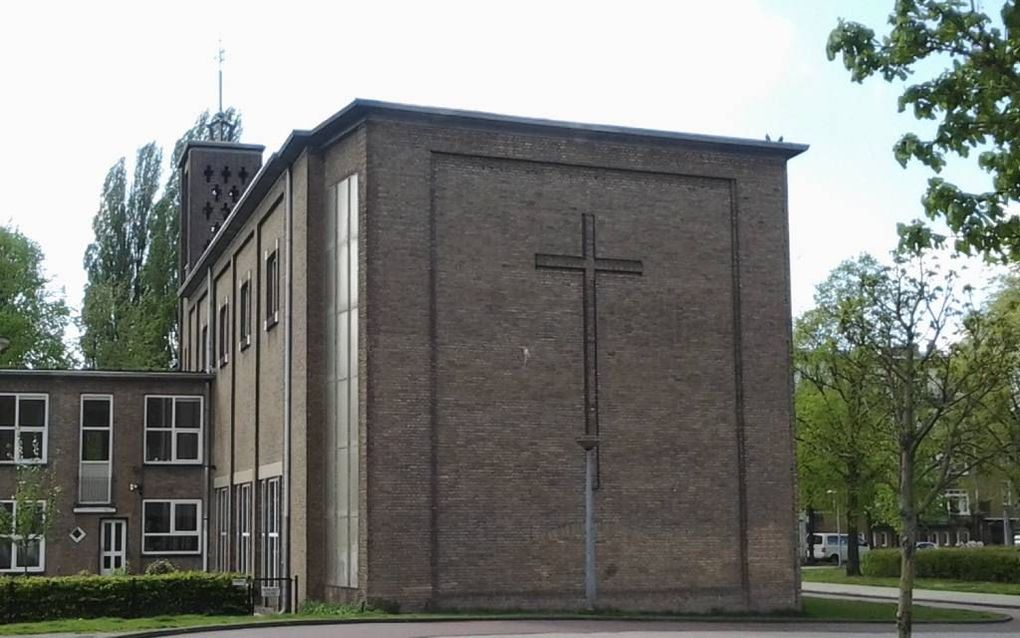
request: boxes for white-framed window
[235,483,252,574]
[945,489,970,516]
[0,394,48,464]
[239,273,252,349]
[218,301,230,367]
[265,240,280,330]
[214,487,230,571]
[260,477,281,579]
[79,395,113,504]
[142,499,201,555]
[144,396,203,464]
[0,500,46,572]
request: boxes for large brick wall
[361,117,799,612]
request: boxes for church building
[2,100,806,613]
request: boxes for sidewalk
[804,581,1020,609]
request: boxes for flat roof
[0,369,212,381]
[181,99,809,295]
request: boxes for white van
[808,533,870,563]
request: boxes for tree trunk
[846,488,861,576]
[897,446,917,638]
[806,506,816,563]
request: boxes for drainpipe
[283,167,293,608]
[204,266,214,572]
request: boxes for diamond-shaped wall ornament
[69,527,86,544]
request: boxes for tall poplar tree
[80,109,242,370]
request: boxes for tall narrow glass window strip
[79,396,112,503]
[218,303,229,366]
[324,175,360,588]
[239,277,251,348]
[260,478,281,580]
[214,487,229,571]
[235,483,252,574]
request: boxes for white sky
[0,0,1008,344]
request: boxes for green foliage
[144,559,177,575]
[863,547,1020,582]
[0,464,60,574]
[0,572,250,623]
[827,1,1020,260]
[80,109,242,370]
[0,225,71,368]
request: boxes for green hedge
[862,547,1020,582]
[0,572,250,623]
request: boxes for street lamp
[827,489,841,567]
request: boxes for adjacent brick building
[0,370,210,575]
[2,100,807,613]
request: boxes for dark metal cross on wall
[535,213,643,486]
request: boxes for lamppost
[827,489,841,567]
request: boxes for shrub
[144,559,177,575]
[0,572,250,623]
[862,547,1020,582]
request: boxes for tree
[0,462,59,575]
[80,108,242,370]
[795,255,893,576]
[0,225,71,368]
[827,1,1020,260]
[821,253,1014,637]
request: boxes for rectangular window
[214,487,230,571]
[79,395,113,504]
[259,477,281,580]
[265,243,280,329]
[945,489,970,516]
[239,275,252,349]
[144,396,203,464]
[0,394,48,464]
[235,483,252,574]
[200,325,209,372]
[218,302,230,367]
[0,500,46,573]
[142,499,201,555]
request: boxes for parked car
[808,533,870,563]
[915,541,937,550]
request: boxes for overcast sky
[0,0,1007,343]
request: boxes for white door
[100,519,126,575]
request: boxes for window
[79,395,113,504]
[239,275,252,349]
[265,243,280,329]
[218,302,230,367]
[144,396,203,464]
[0,394,47,463]
[235,483,252,574]
[945,489,970,516]
[214,487,229,571]
[142,500,201,554]
[200,325,209,372]
[260,478,281,579]
[0,501,46,572]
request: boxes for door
[100,519,126,575]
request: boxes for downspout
[283,167,294,607]
[203,266,214,572]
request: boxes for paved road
[146,609,1018,638]
[803,582,1020,609]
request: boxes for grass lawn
[0,597,1002,635]
[803,566,1020,596]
